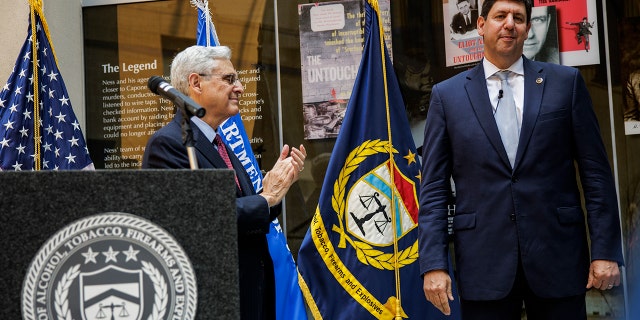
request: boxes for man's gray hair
[170,45,232,95]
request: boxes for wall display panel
[83,0,277,170]
[298,0,391,140]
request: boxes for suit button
[511,176,518,183]
[510,214,516,221]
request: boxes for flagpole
[30,0,41,170]
[367,1,403,319]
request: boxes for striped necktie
[214,134,241,190]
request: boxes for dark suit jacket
[142,111,277,319]
[418,57,623,301]
[451,9,478,35]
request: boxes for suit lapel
[517,59,545,170]
[191,122,254,196]
[466,64,513,168]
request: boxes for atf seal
[22,212,197,320]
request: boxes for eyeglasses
[198,73,241,86]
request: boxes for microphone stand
[177,101,202,170]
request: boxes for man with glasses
[142,45,306,320]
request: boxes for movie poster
[533,0,599,66]
[524,6,559,64]
[443,0,483,67]
[619,18,640,135]
[298,0,391,140]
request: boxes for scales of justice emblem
[332,140,419,269]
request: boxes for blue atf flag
[192,2,307,319]
[0,9,93,171]
[297,1,459,319]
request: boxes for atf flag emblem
[22,212,197,320]
[347,160,418,245]
[331,140,418,271]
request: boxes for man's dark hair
[480,0,532,24]
[457,0,470,4]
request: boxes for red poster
[533,0,599,66]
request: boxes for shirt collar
[483,56,524,79]
[190,115,217,143]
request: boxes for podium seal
[22,212,197,320]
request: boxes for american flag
[0,11,93,171]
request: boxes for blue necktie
[495,71,519,167]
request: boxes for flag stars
[42,46,48,57]
[10,103,19,113]
[2,82,9,92]
[14,86,22,96]
[16,143,26,155]
[404,149,416,165]
[45,124,53,134]
[68,136,79,147]
[0,138,10,148]
[53,129,63,140]
[19,126,29,137]
[11,161,22,171]
[71,120,80,130]
[42,141,52,152]
[102,246,120,263]
[55,111,67,123]
[3,119,15,130]
[26,92,34,103]
[19,68,27,78]
[54,147,60,157]
[22,51,31,61]
[66,153,77,164]
[23,109,31,119]
[0,98,5,108]
[40,65,47,76]
[42,159,49,169]
[47,71,58,82]
[59,95,69,106]
[48,88,55,98]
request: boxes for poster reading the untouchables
[533,0,600,66]
[298,0,391,140]
[443,0,483,67]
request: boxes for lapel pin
[536,77,543,84]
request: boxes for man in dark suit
[142,45,306,320]
[450,0,478,35]
[418,1,623,319]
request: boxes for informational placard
[298,0,391,140]
[83,0,270,169]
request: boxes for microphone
[498,89,504,99]
[147,76,206,118]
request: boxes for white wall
[0,1,85,129]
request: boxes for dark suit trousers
[460,256,587,320]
